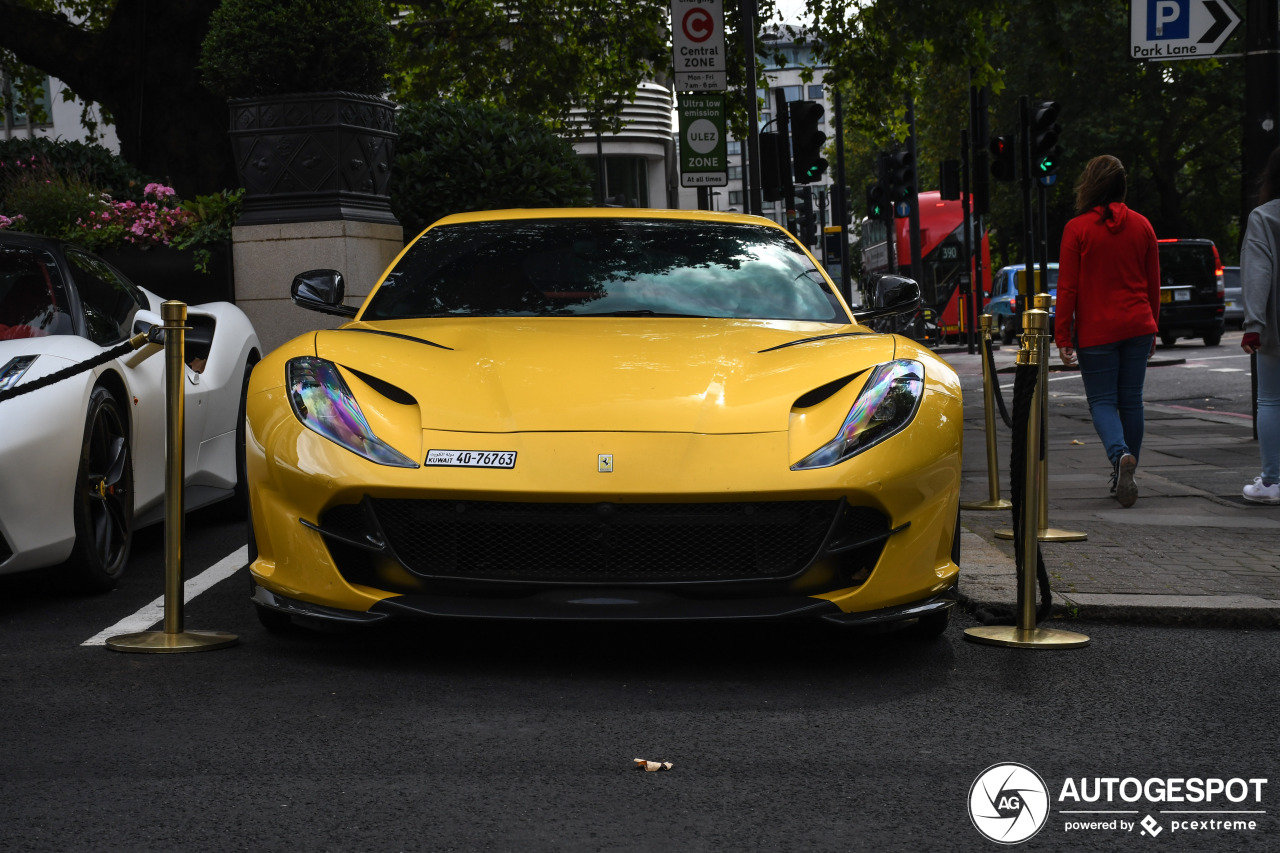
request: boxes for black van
[1157,238,1225,347]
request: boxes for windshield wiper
[580,310,707,318]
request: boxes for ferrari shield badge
[598,454,614,473]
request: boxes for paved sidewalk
[939,343,1280,628]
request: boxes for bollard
[965,302,1089,649]
[107,302,238,653]
[996,295,1086,541]
[961,314,1013,511]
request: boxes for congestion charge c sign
[683,8,714,42]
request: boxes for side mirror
[851,275,921,323]
[291,269,357,317]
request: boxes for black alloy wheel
[1001,317,1016,345]
[65,385,134,592]
[1203,333,1221,347]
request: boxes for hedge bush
[392,101,593,239]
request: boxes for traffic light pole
[906,96,923,288]
[775,89,797,236]
[834,90,852,304]
[961,127,976,355]
[1019,95,1036,319]
[742,0,763,216]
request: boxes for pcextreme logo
[969,763,1051,844]
[969,763,1270,844]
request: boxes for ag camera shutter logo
[969,763,1051,844]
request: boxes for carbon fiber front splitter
[251,576,956,628]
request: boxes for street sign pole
[1244,0,1280,223]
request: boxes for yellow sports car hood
[313,318,897,434]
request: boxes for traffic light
[759,131,788,202]
[989,134,1016,182]
[789,100,828,183]
[1031,99,1061,179]
[939,159,961,201]
[797,187,817,244]
[866,181,889,220]
[888,148,914,214]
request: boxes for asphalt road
[1,503,1276,852]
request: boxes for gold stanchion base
[994,527,1088,542]
[963,625,1090,648]
[105,630,239,654]
[960,498,1013,510]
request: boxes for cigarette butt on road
[1070,439,1085,445]
[634,759,673,771]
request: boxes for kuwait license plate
[425,449,517,468]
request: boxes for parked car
[0,231,260,590]
[1223,265,1242,328]
[984,263,1057,344]
[245,209,964,637]
[1156,238,1225,346]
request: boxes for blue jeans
[1258,349,1280,485]
[1077,334,1154,466]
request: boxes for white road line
[81,545,248,646]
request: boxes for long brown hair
[1258,145,1280,206]
[1074,155,1127,218]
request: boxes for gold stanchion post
[961,314,1013,511]
[995,293,1086,542]
[965,303,1088,648]
[107,301,238,653]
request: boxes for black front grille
[365,499,848,584]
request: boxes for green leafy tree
[0,0,235,196]
[391,99,592,237]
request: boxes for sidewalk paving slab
[940,346,1280,630]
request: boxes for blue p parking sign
[1147,0,1189,39]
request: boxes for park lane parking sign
[678,94,727,187]
[1130,0,1240,59]
[671,0,726,91]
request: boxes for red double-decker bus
[859,190,991,344]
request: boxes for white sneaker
[1243,477,1280,505]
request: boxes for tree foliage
[386,0,671,135]
[801,0,1245,266]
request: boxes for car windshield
[361,219,847,322]
[0,246,74,340]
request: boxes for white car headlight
[0,355,38,392]
[286,356,418,468]
[792,359,925,470]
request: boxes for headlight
[0,355,38,392]
[286,356,418,468]
[792,359,924,470]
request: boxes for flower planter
[99,242,235,305]
[228,91,398,227]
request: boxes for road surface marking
[81,545,247,646]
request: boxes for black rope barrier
[0,333,149,405]
[968,358,1053,626]
[983,332,1014,429]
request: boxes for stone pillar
[231,220,404,354]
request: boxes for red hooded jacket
[1054,202,1161,350]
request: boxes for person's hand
[1149,337,1157,358]
[1059,346,1077,368]
[1242,332,1262,354]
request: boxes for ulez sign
[1130,0,1240,59]
[678,94,727,187]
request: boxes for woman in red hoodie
[1055,155,1161,507]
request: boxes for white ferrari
[0,231,260,590]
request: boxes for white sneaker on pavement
[1243,477,1280,505]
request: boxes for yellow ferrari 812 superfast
[245,209,962,636]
